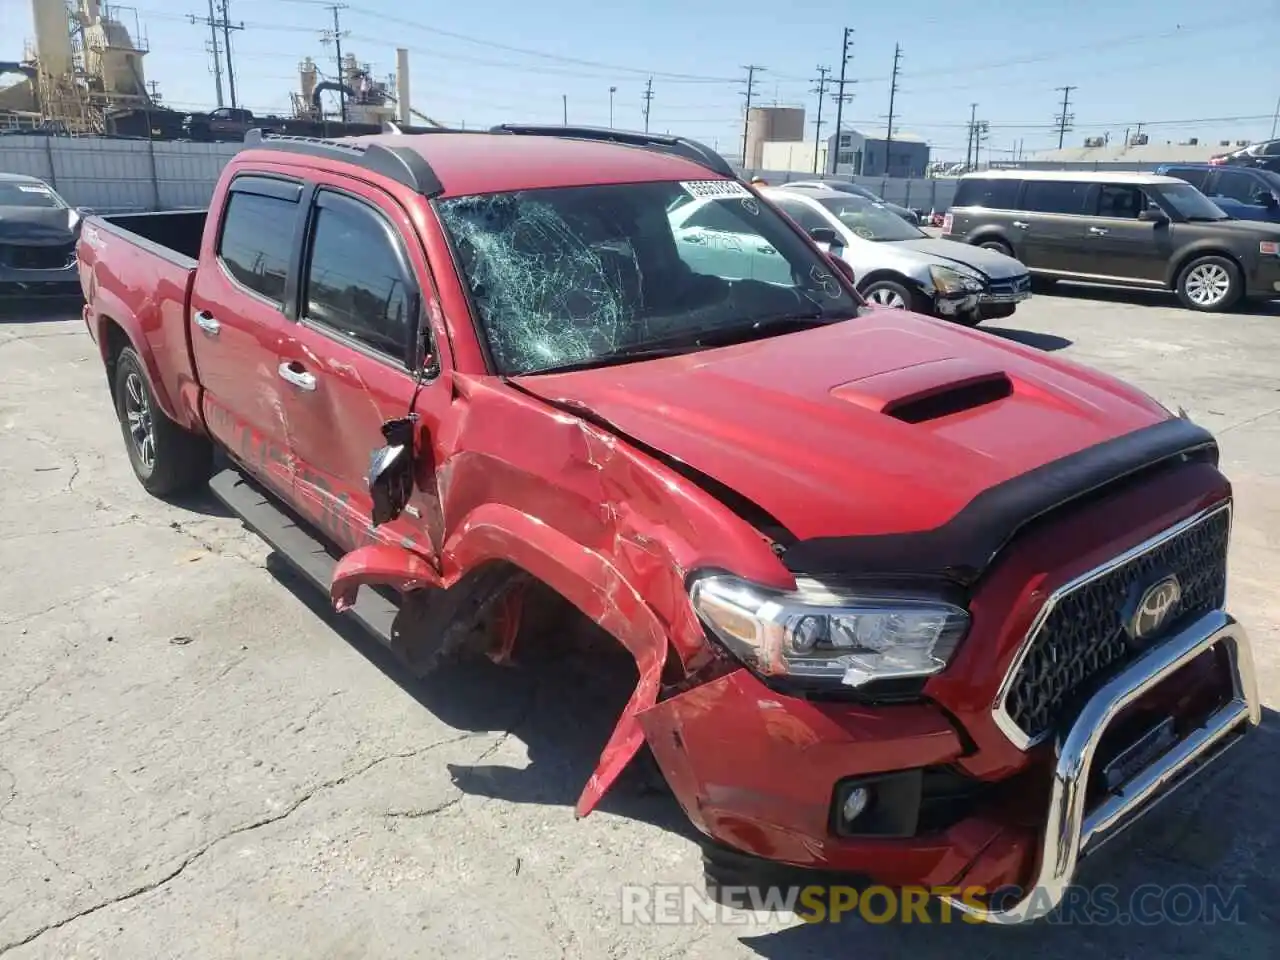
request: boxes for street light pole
[609,86,617,128]
[562,94,568,125]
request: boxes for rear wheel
[978,238,1014,257]
[1175,255,1242,312]
[113,347,213,497]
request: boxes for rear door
[189,172,306,499]
[274,176,450,556]
[1077,183,1172,282]
[1016,179,1093,272]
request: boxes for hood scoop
[831,357,1014,424]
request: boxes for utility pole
[322,4,350,122]
[562,94,568,124]
[1270,91,1279,139]
[973,118,990,170]
[831,27,855,166]
[188,1,224,108]
[217,0,244,110]
[642,76,653,133]
[1054,85,1076,149]
[965,102,977,171]
[609,86,616,128]
[811,66,831,174]
[741,64,764,169]
[884,43,902,176]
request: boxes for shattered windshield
[817,196,925,242]
[435,179,860,376]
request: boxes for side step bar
[208,467,398,644]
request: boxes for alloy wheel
[867,287,907,308]
[1184,263,1231,307]
[123,372,155,470]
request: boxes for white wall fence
[0,136,963,215]
[742,168,960,212]
[0,136,241,212]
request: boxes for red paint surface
[78,142,1232,895]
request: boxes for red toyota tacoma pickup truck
[77,126,1261,922]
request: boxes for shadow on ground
[984,326,1074,352]
[262,553,694,840]
[256,541,1277,957]
[1047,282,1280,317]
[0,294,84,324]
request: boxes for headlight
[688,574,970,688]
[929,265,984,295]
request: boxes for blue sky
[4,0,1277,161]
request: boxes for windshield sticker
[679,180,753,200]
[740,197,760,216]
[16,185,51,194]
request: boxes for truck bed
[96,210,207,264]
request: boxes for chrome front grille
[996,503,1231,747]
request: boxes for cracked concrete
[1,293,1278,959]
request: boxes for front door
[189,172,307,499]
[274,180,451,559]
[1077,184,1171,283]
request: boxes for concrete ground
[1,287,1277,959]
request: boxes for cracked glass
[436,181,861,376]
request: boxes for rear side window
[302,192,414,360]
[218,190,297,302]
[952,178,1021,210]
[1022,180,1091,215]
[772,197,829,233]
[684,201,753,234]
[1164,167,1209,189]
[1213,170,1264,204]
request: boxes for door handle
[1088,226,1109,236]
[277,362,317,391]
[194,310,220,335]
[1011,221,1030,229]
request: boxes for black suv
[943,171,1280,312]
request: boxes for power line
[811,65,831,175]
[186,1,243,109]
[1055,84,1077,149]
[831,27,855,158]
[642,76,654,133]
[218,1,245,110]
[321,4,351,122]
[884,43,902,174]
[740,64,764,168]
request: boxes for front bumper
[946,607,1259,923]
[0,262,80,297]
[1244,256,1280,298]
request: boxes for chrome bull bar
[945,608,1261,925]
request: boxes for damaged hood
[513,313,1174,543]
[0,206,78,245]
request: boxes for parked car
[1209,138,1280,173]
[780,179,922,225]
[1155,163,1280,224]
[943,170,1280,312]
[0,172,85,297]
[752,185,1030,324]
[78,124,1262,923]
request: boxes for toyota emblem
[1127,575,1182,642]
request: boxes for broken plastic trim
[368,415,417,526]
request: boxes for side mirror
[810,226,840,247]
[1258,193,1278,208]
[1138,207,1169,223]
[368,415,417,526]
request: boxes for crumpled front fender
[330,543,441,612]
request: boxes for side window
[1096,184,1149,218]
[684,201,752,233]
[1213,170,1261,203]
[1022,180,1091,215]
[1166,167,1208,190]
[217,189,298,302]
[772,198,829,233]
[302,192,415,361]
[953,178,1021,210]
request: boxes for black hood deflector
[780,416,1219,586]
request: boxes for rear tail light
[942,213,953,234]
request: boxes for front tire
[861,278,922,312]
[113,347,213,497]
[1175,255,1242,312]
[978,239,1014,257]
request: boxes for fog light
[841,786,870,823]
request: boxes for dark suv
[943,171,1280,312]
[1155,164,1280,224]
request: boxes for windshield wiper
[525,343,705,375]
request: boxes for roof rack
[242,127,444,197]
[488,124,738,179]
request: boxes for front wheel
[861,279,921,312]
[978,239,1014,257]
[113,347,213,497]
[1175,255,1242,312]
